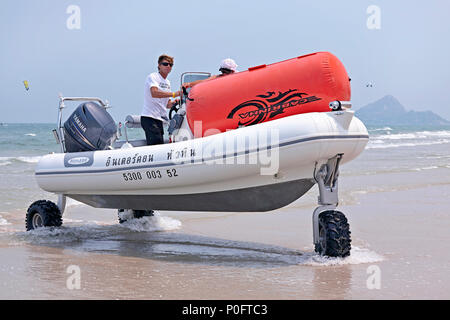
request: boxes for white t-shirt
[142,72,171,122]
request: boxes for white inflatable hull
[35,110,368,212]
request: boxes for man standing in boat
[141,54,181,145]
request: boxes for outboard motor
[63,102,117,153]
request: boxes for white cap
[219,58,238,72]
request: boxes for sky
[1,0,450,123]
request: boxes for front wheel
[314,210,351,257]
[26,200,63,231]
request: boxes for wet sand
[1,168,449,299]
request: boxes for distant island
[355,95,450,126]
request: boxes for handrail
[58,96,110,108]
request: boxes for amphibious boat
[27,52,369,257]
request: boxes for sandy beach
[1,165,449,300]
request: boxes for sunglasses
[220,68,233,74]
[160,62,173,67]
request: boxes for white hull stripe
[36,134,369,176]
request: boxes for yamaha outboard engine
[63,102,117,153]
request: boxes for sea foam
[302,246,384,266]
[119,213,182,232]
[0,215,11,226]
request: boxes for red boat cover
[186,52,351,137]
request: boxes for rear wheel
[118,209,154,224]
[26,200,62,231]
[314,210,351,257]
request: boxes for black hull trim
[68,178,316,212]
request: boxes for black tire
[314,210,351,257]
[118,209,154,224]
[26,200,62,231]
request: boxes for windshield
[182,73,211,84]
[181,72,211,95]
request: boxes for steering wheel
[183,86,194,101]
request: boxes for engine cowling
[63,102,117,153]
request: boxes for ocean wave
[371,130,450,141]
[369,127,393,132]
[366,139,450,149]
[416,155,450,159]
[418,130,450,137]
[0,156,41,164]
[17,156,41,163]
[413,166,439,171]
[25,133,36,137]
[373,133,425,140]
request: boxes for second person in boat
[182,58,238,89]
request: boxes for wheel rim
[32,212,44,229]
